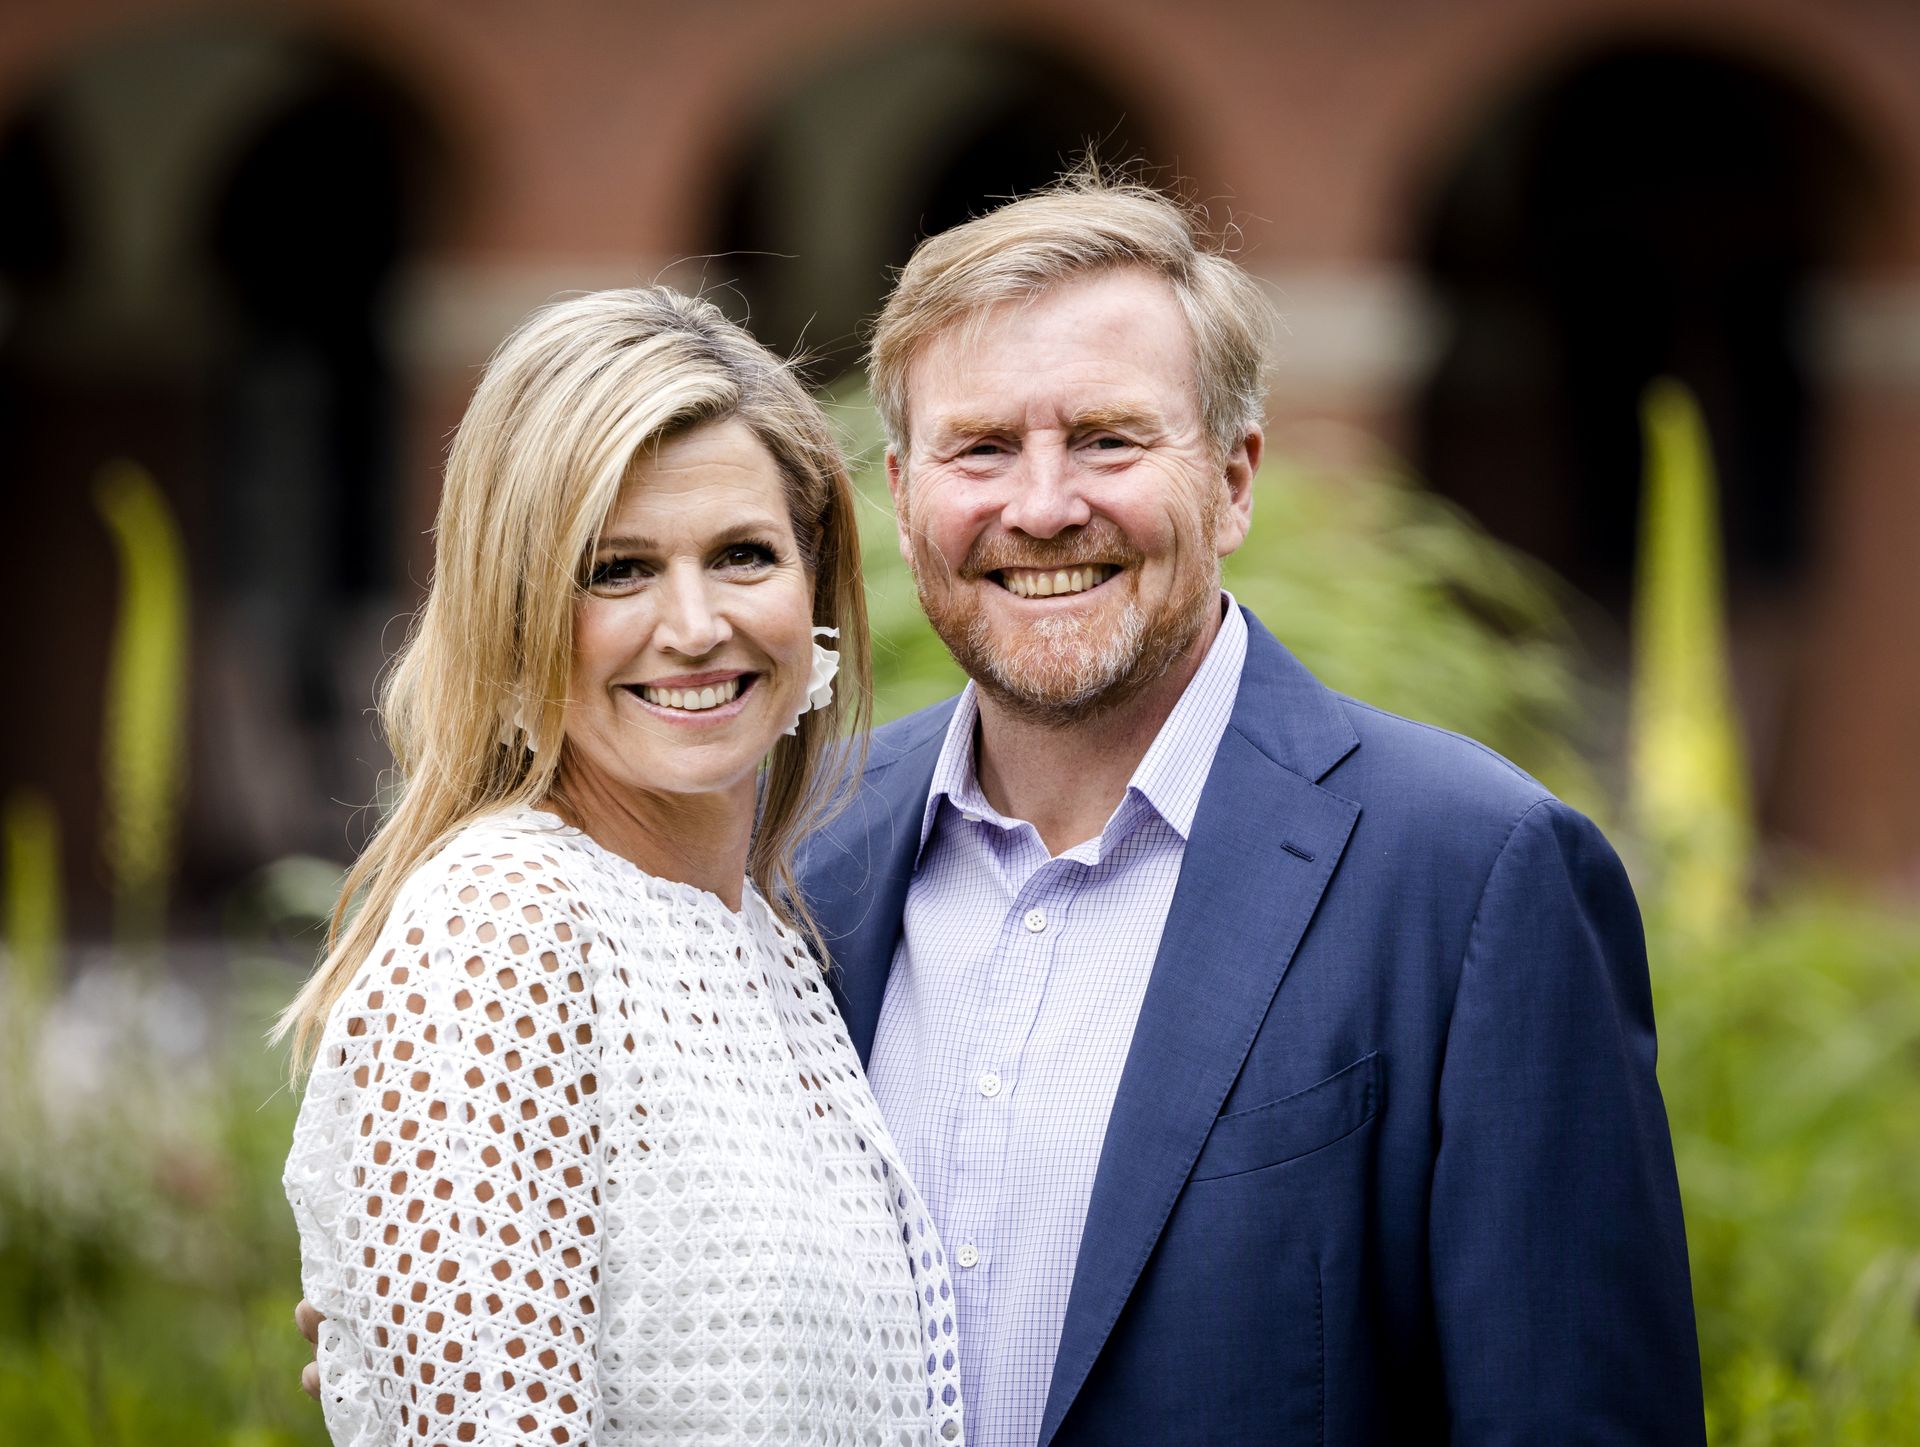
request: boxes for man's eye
[963,441,1006,457]
[1088,435,1134,450]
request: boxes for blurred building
[4,0,1919,932]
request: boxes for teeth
[638,678,742,711]
[1001,565,1114,599]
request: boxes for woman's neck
[545,760,757,910]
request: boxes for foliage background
[1,391,1918,1443]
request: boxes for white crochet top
[285,808,964,1446]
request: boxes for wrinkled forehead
[599,418,794,527]
[902,276,1203,446]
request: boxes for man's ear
[1214,425,1262,558]
[886,447,914,566]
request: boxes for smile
[627,674,752,713]
[995,564,1118,599]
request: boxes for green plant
[1652,896,1920,1442]
[0,964,327,1447]
[1621,376,1919,1442]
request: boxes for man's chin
[958,616,1161,726]
[916,571,1215,727]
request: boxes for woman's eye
[719,542,776,569]
[587,557,648,589]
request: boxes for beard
[906,511,1221,728]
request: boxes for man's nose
[653,565,732,657]
[998,444,1091,538]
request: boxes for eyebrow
[929,405,1165,444]
[1071,404,1164,435]
[591,518,788,556]
[591,533,660,556]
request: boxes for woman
[279,288,962,1446]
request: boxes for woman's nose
[653,566,732,657]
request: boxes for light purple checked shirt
[866,599,1249,1447]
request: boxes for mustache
[960,523,1143,579]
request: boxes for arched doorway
[200,51,449,869]
[711,33,1170,378]
[1409,40,1887,817]
[0,21,454,930]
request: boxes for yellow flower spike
[93,459,190,952]
[3,787,63,1031]
[1629,378,1755,935]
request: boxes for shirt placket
[944,824,1082,1370]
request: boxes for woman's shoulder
[383,806,773,988]
[321,808,604,1050]
[365,806,607,971]
[392,806,593,909]
[424,802,584,867]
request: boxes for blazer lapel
[1037,615,1361,1447]
[803,705,952,1063]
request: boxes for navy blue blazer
[800,609,1705,1446]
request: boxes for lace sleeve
[291,845,606,1446]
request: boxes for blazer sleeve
[1428,798,1706,1446]
[290,859,607,1446]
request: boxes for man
[799,172,1705,1445]
[301,172,1705,1443]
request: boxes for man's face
[888,267,1258,724]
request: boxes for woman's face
[561,418,816,804]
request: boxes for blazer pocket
[1189,1051,1381,1182]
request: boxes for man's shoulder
[1324,695,1554,819]
[862,697,961,778]
[1233,608,1556,830]
[1304,692,1625,900]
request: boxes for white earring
[497,696,541,754]
[783,628,840,736]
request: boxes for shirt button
[977,1071,1002,1098]
[956,1243,980,1269]
[1023,908,1047,933]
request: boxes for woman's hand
[295,1297,323,1399]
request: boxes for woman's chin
[566,709,791,801]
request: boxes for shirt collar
[914,593,1249,859]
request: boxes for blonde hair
[869,164,1272,461]
[274,286,871,1073]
